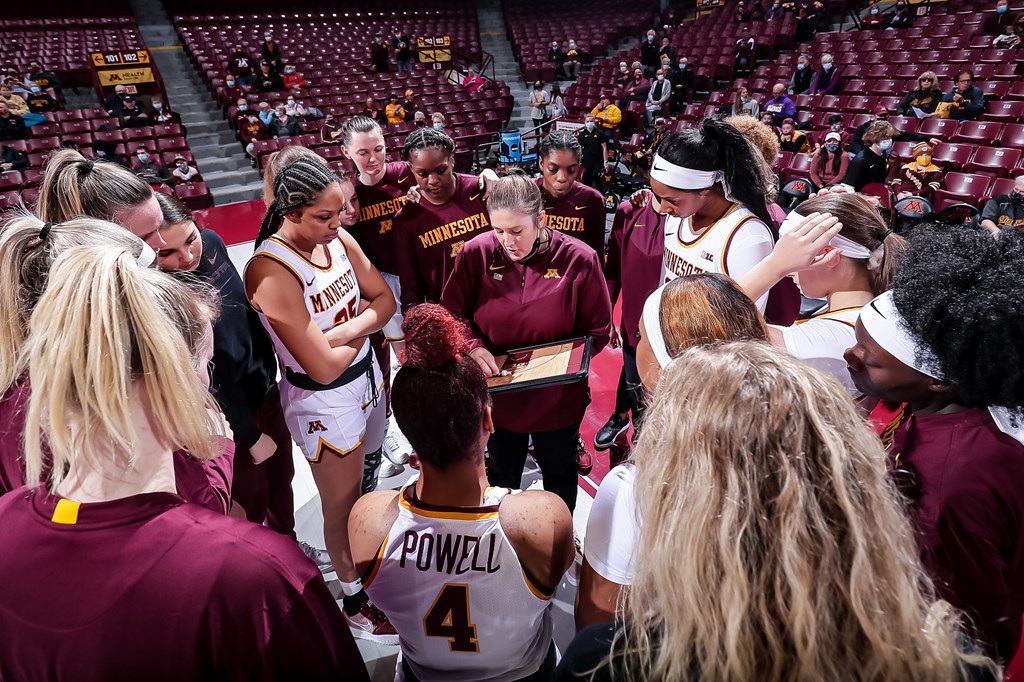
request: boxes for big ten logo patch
[307,419,328,434]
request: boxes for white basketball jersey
[661,203,771,282]
[365,486,553,682]
[778,306,861,394]
[247,235,369,374]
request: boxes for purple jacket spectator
[762,94,796,126]
[810,63,843,95]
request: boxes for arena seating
[174,8,513,167]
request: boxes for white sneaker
[383,430,410,465]
[379,459,404,478]
[298,541,334,574]
[342,601,401,646]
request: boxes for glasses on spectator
[920,78,932,82]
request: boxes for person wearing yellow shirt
[385,95,406,125]
[0,84,29,116]
[591,95,621,142]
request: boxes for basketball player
[535,131,606,255]
[154,192,297,534]
[441,173,612,514]
[0,236,368,680]
[845,226,1024,662]
[245,155,399,642]
[594,196,666,454]
[578,274,769,630]
[35,148,167,248]
[350,304,574,682]
[393,128,493,312]
[739,192,906,393]
[651,119,777,310]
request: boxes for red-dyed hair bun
[400,304,470,370]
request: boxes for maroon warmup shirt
[0,380,233,515]
[441,230,612,433]
[879,404,1024,662]
[535,178,607,256]
[0,488,369,681]
[353,161,414,275]
[393,173,490,311]
[605,200,665,349]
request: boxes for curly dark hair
[891,226,1024,409]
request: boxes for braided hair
[537,130,582,162]
[402,127,455,161]
[254,155,339,248]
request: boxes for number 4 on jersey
[423,583,479,652]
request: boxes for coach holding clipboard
[441,172,612,513]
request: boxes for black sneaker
[594,414,630,451]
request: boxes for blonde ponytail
[0,212,146,393]
[36,148,152,223]
[23,244,222,487]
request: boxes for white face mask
[657,74,665,81]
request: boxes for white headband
[137,242,157,268]
[860,291,1024,445]
[778,210,872,259]
[859,291,942,379]
[641,285,673,369]
[650,154,732,200]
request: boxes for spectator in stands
[431,113,452,136]
[231,96,250,126]
[118,97,150,129]
[983,0,1015,34]
[170,154,201,185]
[284,94,308,120]
[670,57,694,111]
[26,60,60,100]
[899,71,943,116]
[809,132,849,187]
[370,32,390,73]
[150,95,181,127]
[393,29,413,73]
[0,143,27,171]
[220,78,244,110]
[385,95,405,125]
[733,86,760,118]
[887,142,943,201]
[993,23,1022,46]
[463,67,486,94]
[0,84,28,117]
[549,83,567,124]
[850,106,937,156]
[645,69,671,125]
[320,113,341,143]
[547,41,565,67]
[980,175,1024,236]
[528,81,549,131]
[735,1,750,21]
[777,118,811,153]
[132,146,170,185]
[788,53,815,95]
[843,120,895,190]
[939,70,985,121]
[562,40,584,79]
[809,53,842,96]
[239,112,270,166]
[24,82,57,115]
[641,30,661,78]
[93,139,128,167]
[260,32,283,74]
[104,85,129,116]
[362,97,386,126]
[258,101,274,127]
[751,2,765,20]
[890,0,915,28]
[0,65,27,98]
[615,62,632,91]
[281,65,305,90]
[413,110,427,127]
[270,105,301,138]
[796,0,818,42]
[760,111,777,130]
[766,0,787,21]
[578,114,608,188]
[401,90,417,121]
[617,68,650,110]
[862,1,889,29]
[763,82,796,126]
[636,117,669,171]
[228,45,255,86]
[255,63,283,93]
[658,37,675,65]
[592,95,622,142]
[734,26,755,77]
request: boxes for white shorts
[279,345,388,463]
[381,271,404,342]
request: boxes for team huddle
[0,111,1022,682]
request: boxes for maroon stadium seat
[783,153,814,183]
[918,117,961,141]
[1000,123,1024,150]
[965,147,1022,177]
[0,171,24,192]
[932,172,992,210]
[981,100,1024,123]
[0,191,21,210]
[931,142,976,170]
[952,121,1003,145]
[174,182,214,210]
